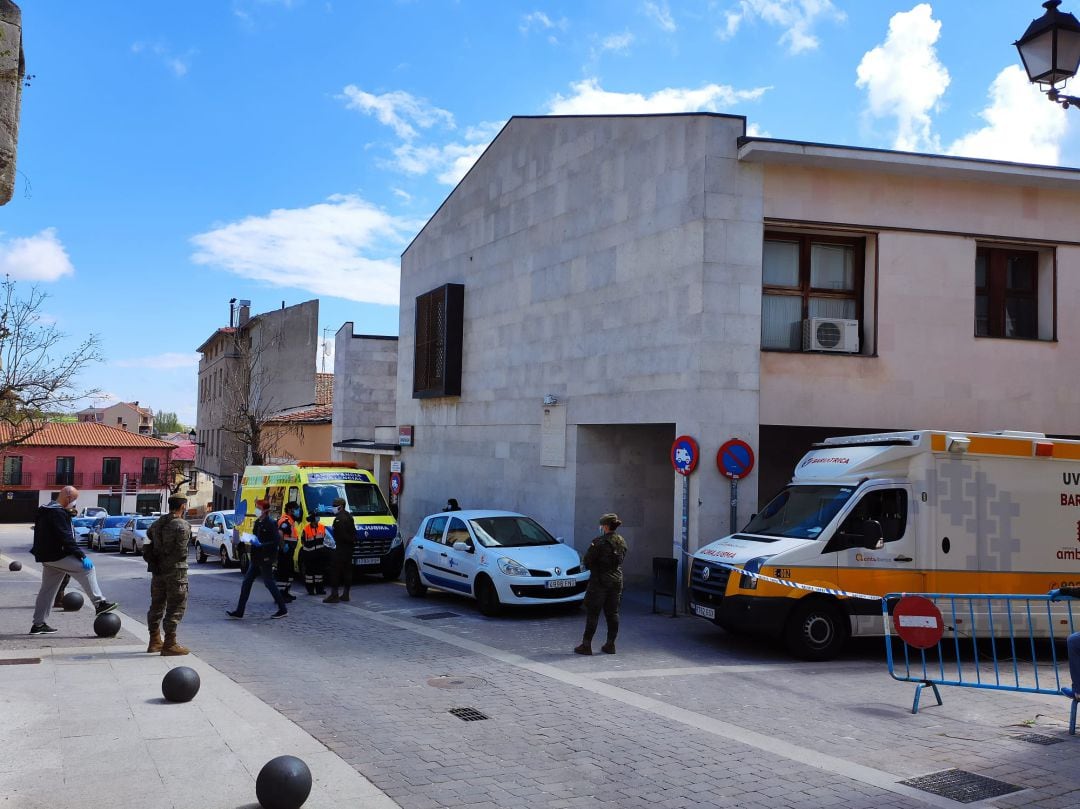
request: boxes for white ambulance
[690,430,1080,660]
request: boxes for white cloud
[746,122,772,137]
[0,228,75,282]
[644,1,677,32]
[520,11,568,35]
[855,3,949,152]
[600,31,635,54]
[113,353,201,370]
[131,41,193,77]
[547,77,769,115]
[719,0,843,53]
[392,187,412,203]
[948,65,1068,166]
[190,194,420,306]
[339,86,454,141]
[387,120,504,186]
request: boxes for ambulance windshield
[742,485,855,539]
[303,483,392,518]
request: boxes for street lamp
[1016,0,1080,108]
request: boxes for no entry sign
[671,435,700,476]
[717,439,755,480]
[893,596,944,649]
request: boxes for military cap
[599,513,621,528]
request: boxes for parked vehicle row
[193,510,240,567]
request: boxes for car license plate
[545,579,574,589]
[693,604,716,620]
[358,556,380,565]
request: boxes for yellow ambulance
[234,461,403,580]
[690,430,1080,660]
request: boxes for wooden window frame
[762,231,865,352]
[975,246,1039,340]
[413,283,465,399]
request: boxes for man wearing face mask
[144,496,191,654]
[29,486,118,634]
[275,501,301,603]
[227,498,288,619]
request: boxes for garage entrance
[0,490,40,523]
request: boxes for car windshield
[104,517,128,528]
[72,518,94,527]
[136,518,154,530]
[468,516,558,548]
[741,485,855,540]
[303,483,391,518]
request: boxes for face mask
[255,508,264,518]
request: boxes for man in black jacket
[227,498,288,619]
[323,497,357,604]
[30,486,118,634]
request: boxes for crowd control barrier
[884,592,1080,730]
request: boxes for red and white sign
[389,472,403,496]
[893,595,944,649]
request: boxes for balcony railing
[1,472,31,487]
[46,472,84,487]
[88,472,166,488]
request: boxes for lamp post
[1016,0,1080,108]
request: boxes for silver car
[91,516,127,551]
[119,516,155,556]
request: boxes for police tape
[713,561,884,602]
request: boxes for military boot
[601,641,616,654]
[574,642,593,655]
[146,629,163,654]
[323,589,340,603]
[340,588,350,602]
[160,633,190,656]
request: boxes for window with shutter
[413,284,464,398]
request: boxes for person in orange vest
[275,501,300,603]
[299,512,328,595]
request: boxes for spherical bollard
[256,755,312,809]
[8,560,21,571]
[61,591,84,612]
[161,666,201,703]
[93,611,121,638]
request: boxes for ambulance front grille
[690,560,730,606]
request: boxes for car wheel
[475,575,502,617]
[195,544,207,564]
[133,543,141,558]
[238,548,250,574]
[219,545,232,569]
[119,539,127,555]
[783,598,849,661]
[404,562,427,597]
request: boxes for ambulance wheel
[784,599,848,661]
[404,562,426,597]
[475,576,502,617]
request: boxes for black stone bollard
[8,560,21,571]
[61,591,84,611]
[256,755,312,809]
[161,666,201,703]
[93,612,121,637]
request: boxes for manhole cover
[427,675,487,689]
[900,770,1022,803]
[448,707,488,722]
[0,658,40,666]
[1013,732,1064,746]
[416,611,460,620]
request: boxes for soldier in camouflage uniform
[575,512,628,656]
[144,496,191,655]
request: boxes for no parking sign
[717,438,755,480]
[389,472,403,496]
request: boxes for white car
[404,510,589,616]
[119,516,155,556]
[194,510,239,567]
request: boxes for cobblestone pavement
[3,525,1079,809]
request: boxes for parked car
[403,510,589,616]
[119,516,155,556]
[194,510,239,567]
[71,517,97,547]
[80,506,108,518]
[91,516,128,551]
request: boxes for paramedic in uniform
[574,513,628,656]
[299,511,328,595]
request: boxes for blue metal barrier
[884,592,1080,731]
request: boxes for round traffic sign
[389,472,403,496]
[893,595,944,649]
[671,436,699,476]
[717,439,755,480]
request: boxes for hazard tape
[713,561,883,602]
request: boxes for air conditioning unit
[802,318,860,353]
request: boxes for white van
[690,430,1080,660]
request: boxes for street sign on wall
[671,435,700,476]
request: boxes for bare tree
[0,279,101,449]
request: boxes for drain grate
[900,769,1022,803]
[416,611,460,620]
[0,657,40,666]
[448,707,489,722]
[1013,732,1064,746]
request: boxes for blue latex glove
[1049,588,1064,601]
[249,537,262,548]
[81,557,94,571]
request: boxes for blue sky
[2,1,1075,425]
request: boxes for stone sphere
[161,666,201,703]
[256,755,312,809]
[8,560,21,571]
[93,611,121,638]
[61,591,84,611]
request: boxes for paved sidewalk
[0,552,399,809]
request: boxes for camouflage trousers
[582,581,622,644]
[147,573,188,635]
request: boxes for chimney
[229,297,237,328]
[238,299,251,327]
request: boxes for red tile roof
[166,440,197,462]
[0,422,176,449]
[315,373,334,405]
[266,404,333,424]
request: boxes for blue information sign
[670,435,699,476]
